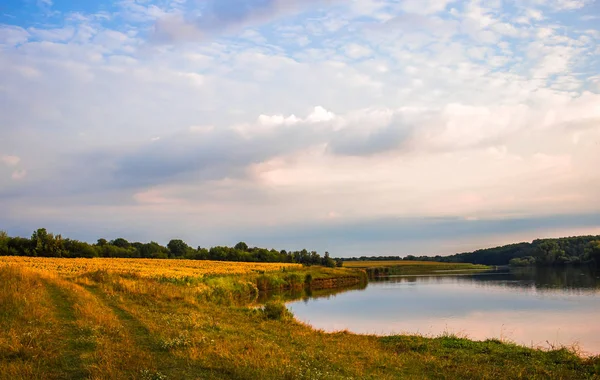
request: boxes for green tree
[193,247,209,260]
[111,238,130,249]
[62,239,98,258]
[7,237,31,256]
[536,241,565,265]
[31,228,65,257]
[167,239,189,257]
[234,242,249,251]
[322,251,336,268]
[140,241,169,259]
[590,241,600,267]
[0,231,8,255]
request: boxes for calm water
[287,267,600,355]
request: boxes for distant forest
[344,236,600,267]
[0,229,341,267]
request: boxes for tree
[31,228,48,256]
[322,251,336,268]
[590,241,600,267]
[192,247,209,260]
[97,238,108,246]
[509,256,535,267]
[31,228,65,257]
[7,236,31,256]
[140,241,169,259]
[310,251,321,265]
[536,241,565,265]
[234,242,249,251]
[62,239,98,258]
[111,238,130,249]
[0,231,8,255]
[209,246,227,261]
[167,239,189,257]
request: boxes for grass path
[43,280,95,379]
[84,284,232,379]
[84,285,154,352]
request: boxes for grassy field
[1,257,598,379]
[343,260,490,277]
[342,260,486,268]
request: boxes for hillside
[345,236,600,266]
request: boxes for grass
[1,258,598,379]
[343,260,490,277]
[343,260,489,269]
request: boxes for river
[286,266,600,356]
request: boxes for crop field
[0,256,301,278]
[0,258,598,379]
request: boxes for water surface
[287,267,600,355]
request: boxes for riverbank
[1,258,598,379]
[342,260,490,277]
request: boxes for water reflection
[258,281,367,304]
[287,266,600,356]
[377,266,600,295]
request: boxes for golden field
[0,256,301,279]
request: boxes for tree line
[344,235,600,267]
[0,229,342,267]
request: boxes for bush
[262,301,291,320]
[509,256,535,267]
[284,273,303,290]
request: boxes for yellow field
[0,256,301,278]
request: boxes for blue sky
[1,0,599,256]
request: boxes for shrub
[262,301,291,320]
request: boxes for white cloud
[0,0,599,252]
[28,27,75,42]
[550,0,591,10]
[307,106,336,123]
[344,43,372,59]
[399,0,457,15]
[0,26,29,47]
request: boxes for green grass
[343,260,490,276]
[1,264,598,379]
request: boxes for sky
[1,0,599,257]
